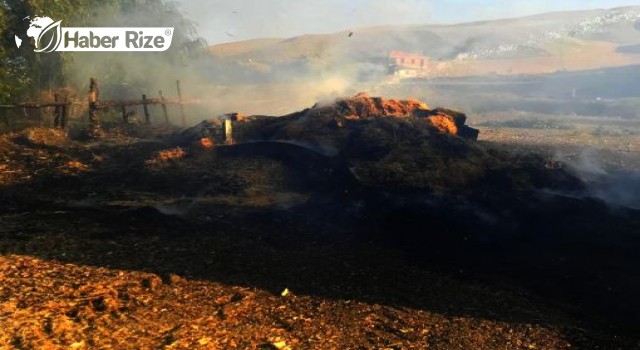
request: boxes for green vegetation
[0,0,207,104]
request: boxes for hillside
[208,6,640,81]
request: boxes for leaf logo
[34,20,62,53]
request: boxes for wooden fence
[0,78,200,130]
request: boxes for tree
[0,0,207,102]
[0,0,97,100]
[0,0,33,103]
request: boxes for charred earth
[0,94,639,349]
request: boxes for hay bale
[432,108,467,128]
[426,114,458,135]
[334,93,430,119]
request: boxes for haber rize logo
[15,15,174,53]
[15,16,62,53]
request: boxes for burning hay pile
[233,92,479,147]
[172,93,580,192]
[202,93,575,191]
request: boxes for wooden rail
[0,97,199,109]
[1,78,200,132]
[0,102,72,109]
[96,97,200,109]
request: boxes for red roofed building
[389,51,430,79]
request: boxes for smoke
[58,0,417,123]
[567,149,640,209]
[59,0,640,148]
[570,149,608,178]
[590,171,640,209]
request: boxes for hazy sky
[177,0,640,45]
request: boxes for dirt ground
[0,122,639,350]
[473,113,640,172]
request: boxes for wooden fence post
[88,77,100,135]
[159,90,169,125]
[61,96,68,129]
[121,105,127,123]
[142,94,150,124]
[176,80,186,127]
[53,93,61,128]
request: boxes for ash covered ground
[1,94,639,349]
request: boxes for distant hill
[208,6,640,82]
[209,38,284,58]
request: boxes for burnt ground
[1,126,640,349]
